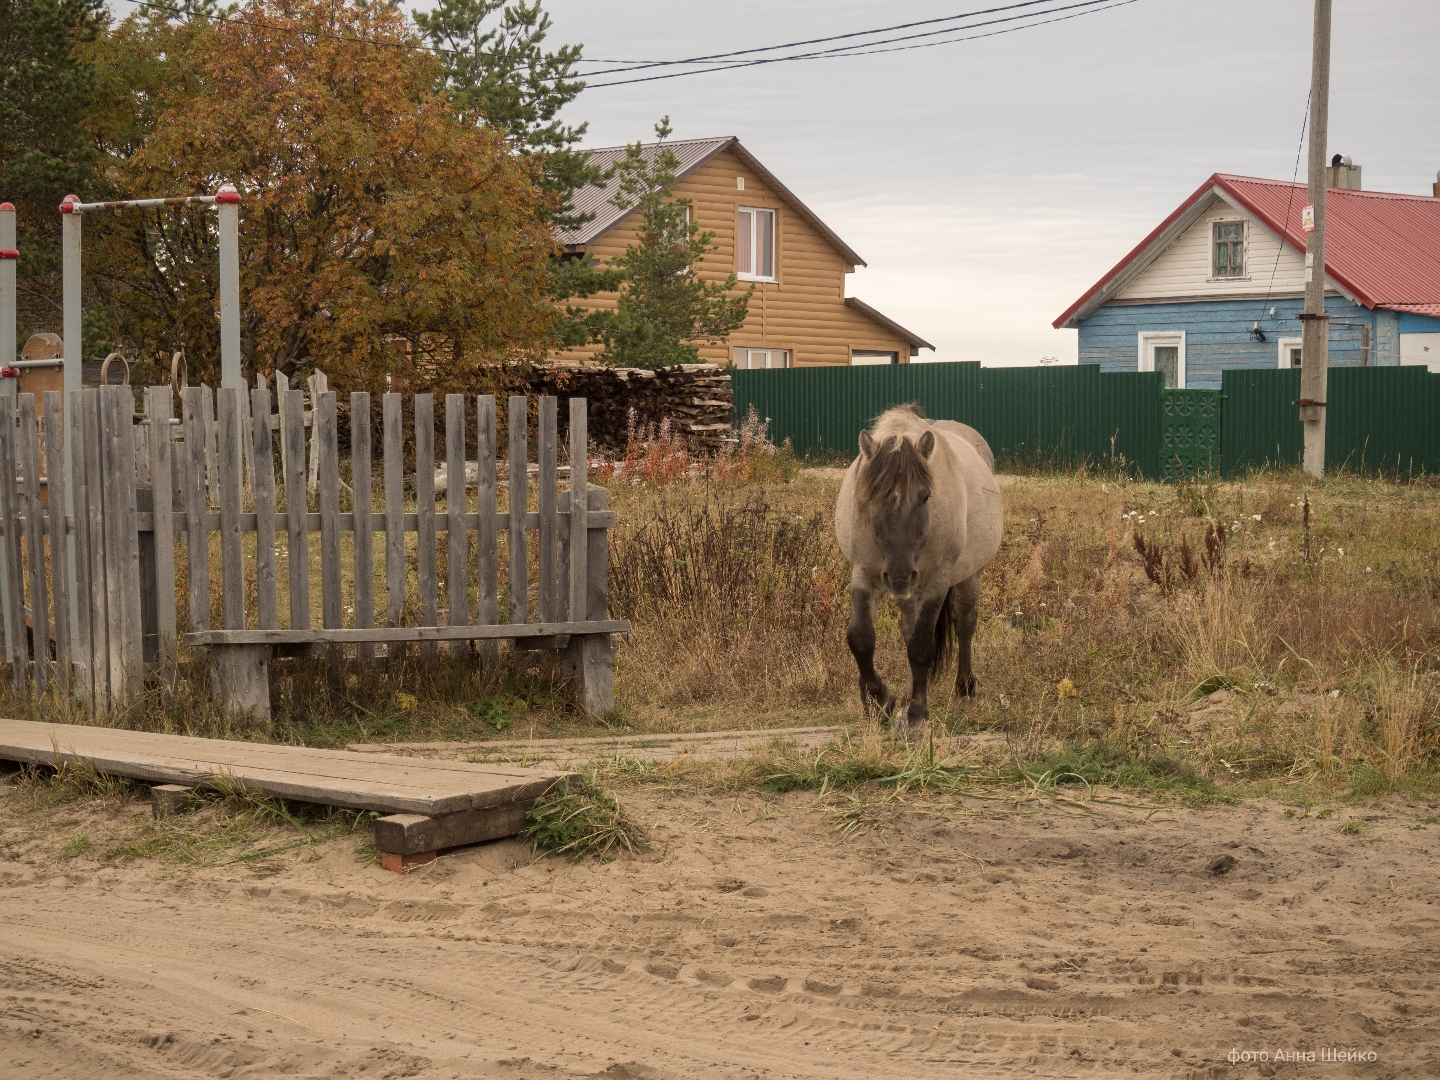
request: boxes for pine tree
[585,119,752,369]
[415,0,601,233]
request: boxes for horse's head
[856,428,936,600]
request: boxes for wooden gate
[0,385,627,721]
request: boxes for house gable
[1114,192,1308,302]
[555,145,926,366]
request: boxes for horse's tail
[933,585,958,674]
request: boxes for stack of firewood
[524,363,734,451]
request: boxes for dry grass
[608,466,1440,793]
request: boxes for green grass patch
[522,776,646,861]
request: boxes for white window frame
[851,350,898,366]
[1208,217,1249,281]
[733,347,789,370]
[1278,338,1303,369]
[736,206,776,282]
[1138,331,1186,388]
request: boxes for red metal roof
[1054,173,1440,328]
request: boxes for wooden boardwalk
[0,719,576,815]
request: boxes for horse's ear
[859,429,876,459]
[917,430,936,459]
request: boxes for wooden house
[554,137,933,368]
[1053,164,1440,388]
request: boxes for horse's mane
[856,406,933,515]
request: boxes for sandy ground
[2,782,1438,1079]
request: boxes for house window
[737,207,775,281]
[733,348,789,370]
[1138,332,1185,389]
[851,351,898,366]
[1212,222,1245,278]
[1278,338,1302,369]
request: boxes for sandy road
[1,786,1437,1079]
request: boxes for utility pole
[1299,0,1332,478]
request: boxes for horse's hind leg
[953,571,983,697]
[846,579,895,721]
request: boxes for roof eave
[845,296,934,350]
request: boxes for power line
[572,0,1091,74]
[584,0,1141,88]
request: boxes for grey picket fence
[0,386,625,720]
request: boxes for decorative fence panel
[0,387,626,722]
[1158,389,1223,479]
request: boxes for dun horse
[835,405,1003,735]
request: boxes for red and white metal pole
[216,183,242,389]
[60,194,83,399]
[0,202,16,393]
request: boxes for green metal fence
[731,363,1440,479]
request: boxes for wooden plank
[306,369,326,495]
[444,394,467,655]
[537,396,558,622]
[557,489,570,622]
[250,386,278,631]
[145,388,176,686]
[0,394,24,685]
[236,380,254,499]
[350,392,374,662]
[374,801,543,857]
[18,395,49,692]
[414,394,437,658]
[101,385,143,702]
[181,387,210,636]
[0,718,578,817]
[568,397,589,626]
[383,392,404,630]
[316,392,342,642]
[281,388,310,632]
[80,390,109,701]
[216,388,245,632]
[42,394,73,692]
[275,370,290,482]
[508,395,528,624]
[475,395,498,664]
[201,384,217,507]
[184,619,630,646]
[66,391,95,701]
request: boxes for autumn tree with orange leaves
[82,0,558,395]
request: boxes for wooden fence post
[444,394,467,656]
[146,386,177,688]
[415,394,437,659]
[67,390,95,702]
[18,395,48,693]
[42,393,73,693]
[562,483,615,718]
[508,396,528,625]
[475,395,498,665]
[351,392,374,663]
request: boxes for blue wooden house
[1053,167,1440,388]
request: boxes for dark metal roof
[1055,173,1440,328]
[560,136,866,267]
[845,297,935,351]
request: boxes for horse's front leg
[846,576,894,721]
[898,586,948,740]
[954,570,983,697]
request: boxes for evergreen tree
[415,0,601,233]
[0,0,105,332]
[585,119,752,369]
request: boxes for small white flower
[1365,566,1372,573]
[1268,540,1276,550]
[1337,547,1344,556]
[1252,514,1262,521]
[1101,483,1108,492]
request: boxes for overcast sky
[484,0,1440,365]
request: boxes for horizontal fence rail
[733,363,1440,479]
[0,386,625,720]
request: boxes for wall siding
[1077,296,1380,389]
[1116,193,1309,301]
[553,148,912,367]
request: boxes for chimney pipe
[1326,154,1362,190]
[1434,170,1440,198]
